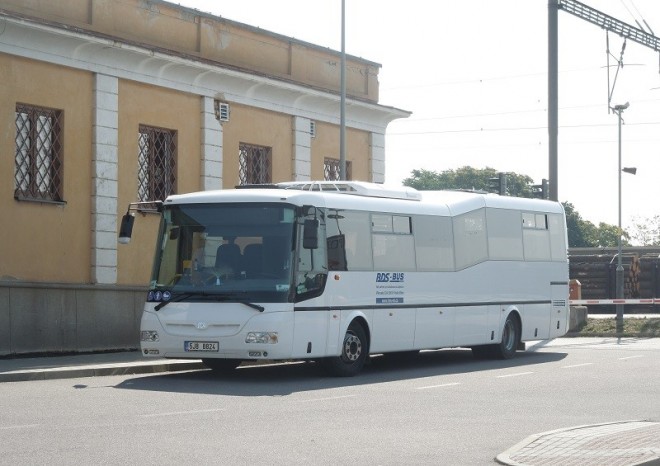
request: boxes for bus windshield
[151,203,296,303]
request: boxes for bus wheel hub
[343,334,362,362]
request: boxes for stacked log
[568,247,660,314]
[569,254,612,299]
[638,254,660,299]
[568,253,640,299]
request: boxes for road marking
[299,395,356,403]
[141,408,225,418]
[562,363,594,369]
[618,355,644,360]
[416,382,462,390]
[496,371,534,378]
[0,424,41,430]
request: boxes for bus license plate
[185,341,219,352]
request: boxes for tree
[562,202,629,248]
[402,167,534,197]
[629,215,660,246]
[563,202,594,247]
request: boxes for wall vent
[214,101,230,122]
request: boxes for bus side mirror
[118,213,135,244]
[303,219,319,249]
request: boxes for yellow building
[0,0,409,355]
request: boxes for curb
[0,360,206,383]
[495,420,660,466]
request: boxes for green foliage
[572,318,660,337]
[563,202,630,247]
[402,167,534,197]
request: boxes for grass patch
[569,317,660,338]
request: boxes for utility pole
[548,0,558,201]
[548,0,660,199]
[613,102,628,336]
[339,0,347,180]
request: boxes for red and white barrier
[570,299,660,306]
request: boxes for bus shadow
[114,349,567,397]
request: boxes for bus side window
[327,234,347,271]
[295,216,327,300]
[326,210,372,271]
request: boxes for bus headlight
[245,332,278,344]
[141,330,159,342]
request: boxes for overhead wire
[386,120,660,137]
[390,96,660,126]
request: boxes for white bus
[119,181,569,376]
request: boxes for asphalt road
[1,337,659,465]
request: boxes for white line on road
[140,408,226,418]
[0,424,41,430]
[618,355,644,360]
[416,382,462,390]
[562,363,594,369]
[496,372,534,378]
[299,395,356,403]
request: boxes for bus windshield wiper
[237,301,265,312]
[214,292,265,312]
[154,292,198,311]
[154,291,264,312]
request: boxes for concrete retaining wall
[0,281,145,356]
[569,305,588,332]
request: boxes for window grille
[138,125,177,201]
[14,103,64,202]
[239,143,272,185]
[324,157,351,181]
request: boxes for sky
[175,0,660,232]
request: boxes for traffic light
[488,172,507,195]
[541,178,548,199]
[532,179,549,199]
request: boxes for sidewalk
[497,421,660,466]
[0,350,204,383]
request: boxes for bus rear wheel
[496,314,520,359]
[472,313,520,360]
[322,322,368,377]
[202,358,241,372]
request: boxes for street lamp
[612,102,632,335]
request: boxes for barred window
[324,157,351,181]
[14,103,64,202]
[239,143,271,185]
[138,125,177,201]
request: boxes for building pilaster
[91,74,119,284]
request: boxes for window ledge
[14,194,67,206]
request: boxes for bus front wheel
[322,321,368,377]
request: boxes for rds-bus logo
[376,272,405,283]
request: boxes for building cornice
[0,12,410,133]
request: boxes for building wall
[221,104,294,187]
[0,0,408,355]
[116,81,202,285]
[0,55,93,283]
[310,121,370,181]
